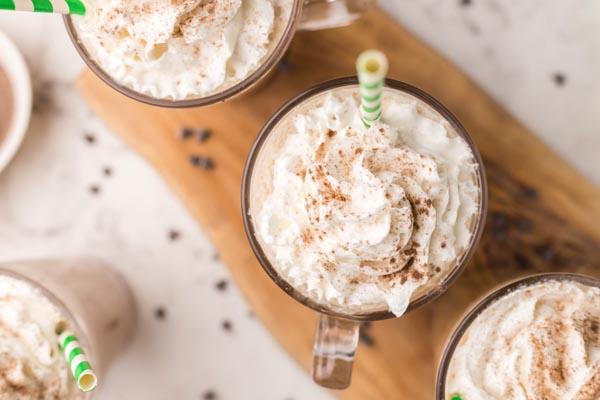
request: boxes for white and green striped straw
[0,0,86,15]
[356,50,389,127]
[58,330,98,392]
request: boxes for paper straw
[356,50,389,127]
[0,0,86,15]
[58,330,98,392]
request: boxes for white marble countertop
[0,1,598,399]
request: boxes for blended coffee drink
[248,84,483,317]
[0,259,136,399]
[0,65,13,145]
[71,0,294,100]
[0,275,85,399]
[444,279,600,400]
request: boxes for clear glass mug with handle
[241,77,488,389]
[63,0,376,108]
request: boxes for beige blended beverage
[0,259,136,399]
[243,77,487,388]
[64,0,376,107]
[438,274,600,400]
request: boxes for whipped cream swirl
[0,276,83,400]
[253,89,480,316]
[73,0,292,100]
[446,280,600,400]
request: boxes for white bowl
[0,30,31,174]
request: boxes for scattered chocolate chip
[197,129,212,143]
[215,280,228,292]
[84,133,96,144]
[103,167,113,177]
[515,217,532,232]
[154,307,167,320]
[213,252,220,261]
[435,266,442,273]
[534,245,554,262]
[190,155,215,170]
[178,127,194,140]
[514,252,530,270]
[89,185,101,195]
[553,73,566,86]
[202,390,217,400]
[460,0,472,6]
[359,330,375,347]
[277,58,293,73]
[221,320,233,332]
[168,229,181,241]
[523,186,538,199]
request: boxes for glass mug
[242,77,488,389]
[0,258,136,398]
[435,273,600,400]
[63,0,376,108]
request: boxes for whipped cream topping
[73,0,293,100]
[446,280,600,400]
[251,88,481,316]
[0,276,83,400]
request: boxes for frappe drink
[71,0,294,100]
[0,259,136,399]
[444,278,600,400]
[248,84,484,317]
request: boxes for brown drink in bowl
[242,77,487,388]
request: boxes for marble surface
[0,1,598,399]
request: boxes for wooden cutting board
[77,8,600,399]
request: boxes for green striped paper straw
[58,330,98,392]
[356,50,389,127]
[0,0,86,15]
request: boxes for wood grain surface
[77,8,600,399]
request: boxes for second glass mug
[63,0,376,108]
[241,77,488,389]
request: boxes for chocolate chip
[190,155,215,170]
[154,307,167,320]
[515,217,532,232]
[178,127,194,140]
[202,390,217,400]
[535,245,554,261]
[84,133,96,144]
[168,229,181,241]
[197,129,212,143]
[103,167,113,177]
[523,186,538,199]
[89,185,101,195]
[215,280,228,292]
[359,330,375,347]
[553,73,566,86]
[277,58,293,73]
[460,0,472,6]
[213,252,220,261]
[221,320,233,332]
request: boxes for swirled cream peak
[251,88,480,316]
[0,276,83,400]
[73,0,293,100]
[446,280,600,400]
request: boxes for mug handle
[312,314,361,389]
[298,0,376,31]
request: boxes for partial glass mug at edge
[241,77,488,389]
[0,258,137,399]
[63,0,376,108]
[435,273,600,400]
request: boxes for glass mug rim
[0,266,96,399]
[241,76,489,321]
[62,0,304,108]
[435,272,600,400]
